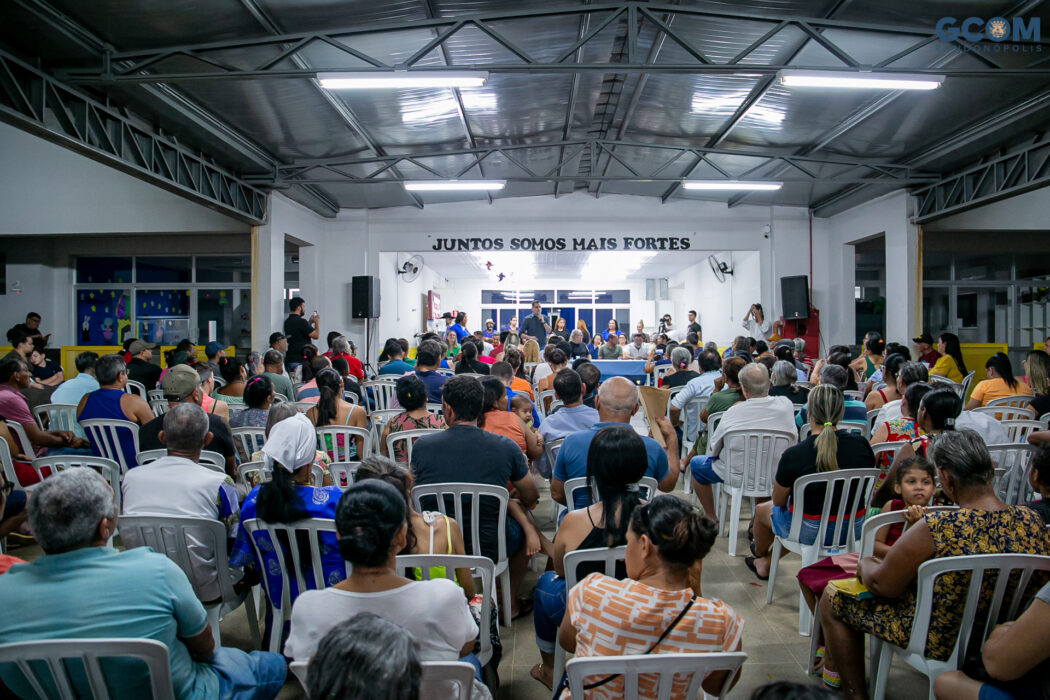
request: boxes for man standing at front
[284,297,319,371]
[520,301,551,347]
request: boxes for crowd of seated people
[3,296,1050,700]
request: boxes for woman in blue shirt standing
[449,312,470,342]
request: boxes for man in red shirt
[912,332,941,366]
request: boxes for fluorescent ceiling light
[318,71,488,89]
[581,252,655,280]
[404,180,506,191]
[778,70,943,91]
[682,181,782,191]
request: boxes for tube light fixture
[318,71,488,89]
[682,181,783,191]
[778,70,944,91]
[404,180,506,191]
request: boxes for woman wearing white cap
[230,412,347,616]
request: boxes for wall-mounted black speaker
[781,275,810,319]
[351,276,380,319]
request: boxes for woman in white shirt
[742,302,772,339]
[285,480,481,687]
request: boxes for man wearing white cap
[229,413,346,600]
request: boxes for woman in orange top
[503,346,534,399]
[966,352,1031,409]
[479,377,543,460]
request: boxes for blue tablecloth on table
[589,359,649,385]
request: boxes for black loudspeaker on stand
[352,275,380,376]
[781,275,810,320]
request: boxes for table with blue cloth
[588,359,649,385]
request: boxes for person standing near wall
[521,301,551,346]
[284,297,319,371]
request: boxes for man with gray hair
[122,403,241,601]
[0,468,286,698]
[690,363,797,525]
[138,364,237,476]
[552,376,679,507]
[796,363,870,428]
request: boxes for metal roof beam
[911,135,1050,222]
[740,0,1044,210]
[0,48,266,222]
[16,0,277,172]
[56,2,1050,84]
[235,0,423,210]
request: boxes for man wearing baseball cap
[912,332,940,366]
[204,341,226,376]
[126,339,162,392]
[137,364,237,477]
[269,332,287,355]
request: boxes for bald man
[551,376,679,507]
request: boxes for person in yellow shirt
[930,332,967,384]
[966,352,1032,409]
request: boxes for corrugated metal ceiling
[1,0,1049,215]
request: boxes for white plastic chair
[124,379,147,398]
[394,553,496,666]
[31,403,78,432]
[712,428,797,557]
[425,402,444,419]
[652,365,674,387]
[706,410,726,436]
[536,389,556,418]
[999,419,1045,444]
[843,390,865,402]
[293,401,314,413]
[315,425,371,462]
[117,515,260,649]
[868,553,1050,700]
[328,461,359,489]
[147,389,166,402]
[386,428,443,465]
[361,379,398,413]
[867,408,882,435]
[30,455,121,509]
[368,408,402,451]
[0,638,175,700]
[435,367,456,378]
[972,405,1037,422]
[213,376,227,389]
[241,517,351,653]
[4,420,33,463]
[765,468,881,635]
[807,507,960,676]
[985,443,1036,505]
[149,399,169,417]
[929,374,965,398]
[565,652,748,700]
[871,441,906,467]
[1040,411,1050,427]
[236,460,271,491]
[562,476,660,512]
[79,418,140,472]
[986,395,1037,410]
[135,449,225,473]
[231,426,266,462]
[341,390,359,406]
[412,483,512,626]
[552,546,628,681]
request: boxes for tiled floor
[9,440,931,698]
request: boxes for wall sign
[430,236,692,252]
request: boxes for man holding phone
[284,297,319,370]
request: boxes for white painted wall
[669,251,762,345]
[811,189,918,349]
[0,122,246,236]
[377,252,443,344]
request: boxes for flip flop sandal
[512,596,534,620]
[744,556,769,581]
[822,668,841,689]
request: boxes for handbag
[553,595,697,699]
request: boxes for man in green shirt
[261,350,294,401]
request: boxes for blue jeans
[506,517,524,555]
[770,504,864,548]
[212,647,286,700]
[689,456,723,485]
[532,570,567,653]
